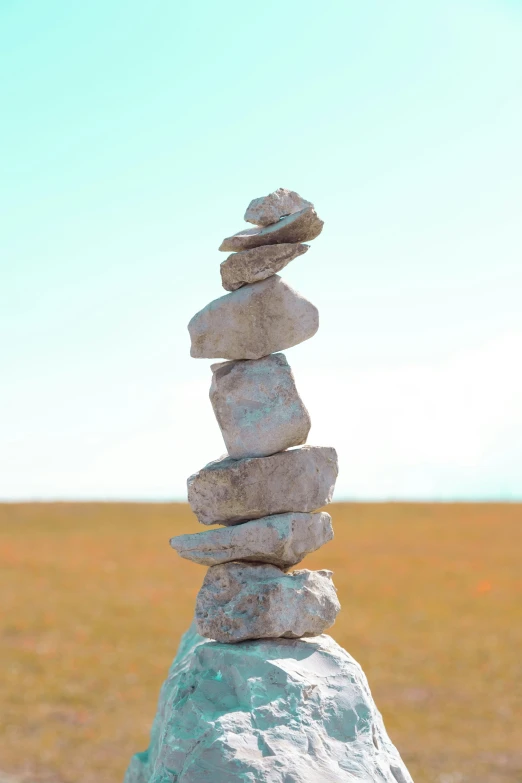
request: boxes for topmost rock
[244,188,313,227]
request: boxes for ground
[1,502,521,783]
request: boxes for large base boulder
[124,623,413,783]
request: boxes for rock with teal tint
[188,275,318,360]
[210,353,310,459]
[220,242,309,291]
[244,187,313,227]
[187,445,338,526]
[169,511,333,568]
[195,562,340,642]
[219,206,324,252]
[123,622,414,783]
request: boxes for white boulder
[124,623,414,783]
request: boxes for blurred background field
[1,502,521,783]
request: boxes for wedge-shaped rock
[124,624,414,783]
[195,563,340,642]
[244,188,313,227]
[220,242,309,292]
[170,511,333,568]
[210,353,310,459]
[219,206,323,252]
[188,275,318,360]
[187,445,338,526]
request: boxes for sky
[1,0,521,501]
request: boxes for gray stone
[187,445,338,526]
[244,188,313,227]
[210,353,310,459]
[188,275,318,360]
[170,511,333,568]
[220,242,309,292]
[125,624,414,783]
[195,563,340,643]
[219,206,324,252]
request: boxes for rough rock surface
[210,353,310,459]
[170,511,333,568]
[219,206,324,252]
[187,445,338,526]
[244,188,313,227]
[195,563,340,642]
[124,623,414,783]
[188,275,318,360]
[220,242,309,291]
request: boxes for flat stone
[170,511,333,568]
[124,624,414,783]
[210,353,310,459]
[220,242,309,292]
[244,188,313,227]
[187,445,338,526]
[195,563,340,642]
[188,275,318,360]
[219,206,324,252]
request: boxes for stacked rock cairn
[171,188,341,644]
[124,189,414,783]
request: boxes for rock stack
[171,189,341,644]
[124,190,414,783]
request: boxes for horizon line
[1,497,521,504]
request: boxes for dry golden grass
[1,502,521,783]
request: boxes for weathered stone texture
[210,353,310,459]
[187,445,338,526]
[220,242,308,291]
[188,275,318,360]
[195,563,340,642]
[125,626,413,783]
[219,206,323,252]
[124,624,414,782]
[170,511,333,568]
[244,188,313,227]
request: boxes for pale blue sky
[1,0,521,500]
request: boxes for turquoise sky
[2,0,521,500]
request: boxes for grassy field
[1,502,521,783]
